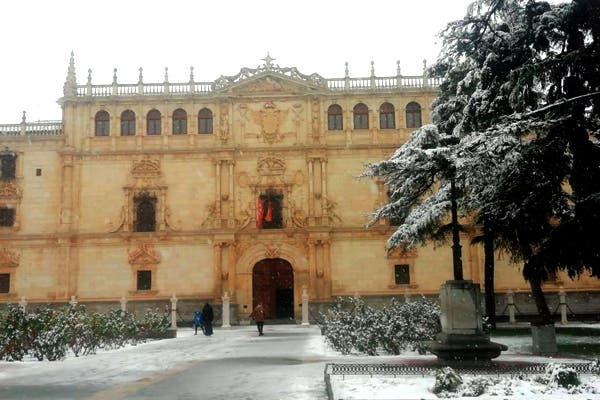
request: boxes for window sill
[128,289,158,297]
[388,284,419,289]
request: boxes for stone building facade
[0,54,598,322]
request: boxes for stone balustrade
[71,74,438,98]
[0,120,63,136]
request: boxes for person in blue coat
[193,310,203,335]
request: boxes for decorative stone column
[222,292,231,329]
[507,290,516,324]
[427,280,507,361]
[170,294,178,329]
[18,296,27,312]
[559,288,568,325]
[301,287,309,326]
[120,296,127,312]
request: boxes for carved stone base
[428,333,507,361]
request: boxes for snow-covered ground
[0,323,598,399]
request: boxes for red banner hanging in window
[265,199,273,222]
[256,197,264,228]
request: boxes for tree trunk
[483,225,496,329]
[526,263,553,325]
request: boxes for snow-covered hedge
[320,296,441,355]
[433,363,599,398]
[0,304,170,361]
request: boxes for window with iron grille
[379,102,396,129]
[327,104,343,130]
[394,264,410,285]
[0,153,16,180]
[0,208,15,227]
[120,110,136,136]
[198,108,213,134]
[172,109,187,134]
[95,111,110,136]
[0,273,9,293]
[353,103,369,129]
[147,109,162,135]
[137,270,152,291]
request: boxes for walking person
[250,302,266,336]
[201,302,214,336]
[193,309,203,335]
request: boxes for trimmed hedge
[0,304,170,361]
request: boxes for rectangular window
[0,208,15,227]
[0,273,9,293]
[394,264,410,285]
[137,270,152,291]
[257,192,283,229]
[0,155,16,180]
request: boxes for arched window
[353,103,369,129]
[379,102,396,129]
[95,111,110,136]
[172,108,187,134]
[198,108,213,134]
[134,193,156,232]
[147,109,162,135]
[120,110,136,136]
[327,104,343,130]
[406,102,422,129]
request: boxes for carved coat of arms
[251,102,288,144]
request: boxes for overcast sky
[0,0,474,123]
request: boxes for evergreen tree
[365,0,600,325]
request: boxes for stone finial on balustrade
[422,59,429,86]
[189,66,195,93]
[20,111,26,135]
[344,62,349,78]
[112,68,118,95]
[370,61,376,88]
[87,69,93,96]
[138,67,144,84]
[164,67,169,83]
[396,60,402,77]
[63,51,77,97]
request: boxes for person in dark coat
[201,303,214,336]
[193,310,203,335]
[250,302,266,336]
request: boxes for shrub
[432,367,463,394]
[320,296,440,355]
[461,376,495,397]
[0,304,30,361]
[544,363,581,389]
[138,309,170,339]
[0,304,170,361]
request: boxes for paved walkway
[0,325,331,400]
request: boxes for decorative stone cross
[262,53,275,70]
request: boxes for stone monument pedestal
[531,324,558,354]
[427,280,507,361]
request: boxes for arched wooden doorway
[252,258,294,319]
